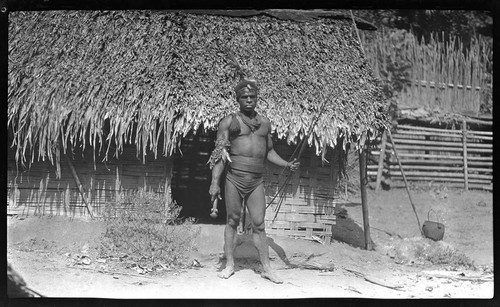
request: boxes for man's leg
[218,179,242,279]
[246,184,283,284]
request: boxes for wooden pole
[115,166,121,203]
[375,130,387,193]
[367,173,492,184]
[372,151,491,161]
[65,154,94,218]
[393,129,493,140]
[369,165,473,172]
[164,157,173,212]
[331,145,340,193]
[385,143,491,153]
[359,143,373,250]
[387,137,491,148]
[397,124,493,134]
[386,130,423,236]
[462,120,469,191]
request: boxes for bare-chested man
[208,79,300,284]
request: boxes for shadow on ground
[332,202,376,249]
[216,234,292,275]
[332,216,367,249]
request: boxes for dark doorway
[171,128,226,223]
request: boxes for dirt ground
[6,187,494,299]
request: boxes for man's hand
[209,183,222,203]
[287,159,301,172]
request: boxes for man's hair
[234,79,259,99]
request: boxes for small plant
[388,238,476,270]
[423,245,476,270]
[99,189,200,270]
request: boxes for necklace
[238,111,261,133]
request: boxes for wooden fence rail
[369,122,493,191]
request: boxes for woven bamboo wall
[7,144,173,217]
[264,141,338,244]
[7,130,340,241]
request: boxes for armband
[207,139,232,169]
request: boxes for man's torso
[229,114,269,162]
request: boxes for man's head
[234,79,258,99]
[235,79,258,113]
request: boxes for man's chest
[231,113,268,138]
[236,124,268,138]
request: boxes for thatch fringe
[8,10,388,166]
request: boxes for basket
[422,209,445,241]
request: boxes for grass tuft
[388,237,476,270]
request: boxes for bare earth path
[6,189,493,299]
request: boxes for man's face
[237,88,258,112]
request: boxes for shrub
[388,237,476,270]
[99,189,200,270]
[423,245,476,270]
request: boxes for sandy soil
[6,188,494,299]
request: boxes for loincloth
[226,156,265,199]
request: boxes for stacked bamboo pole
[369,124,492,190]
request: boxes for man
[208,79,300,284]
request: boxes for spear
[268,93,334,222]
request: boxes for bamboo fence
[368,121,492,190]
[361,29,492,114]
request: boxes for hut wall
[170,132,341,231]
[264,140,339,244]
[7,129,340,238]
[7,144,173,218]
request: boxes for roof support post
[359,143,373,250]
[462,120,469,191]
[164,157,173,213]
[375,130,387,193]
[65,154,94,218]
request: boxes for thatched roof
[8,10,388,166]
[182,10,377,30]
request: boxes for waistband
[229,155,265,174]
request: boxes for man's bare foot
[217,266,235,279]
[261,271,283,284]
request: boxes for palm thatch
[8,10,389,168]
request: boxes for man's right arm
[209,116,232,202]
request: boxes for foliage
[99,189,200,269]
[361,29,413,104]
[361,28,492,114]
[395,10,493,47]
[415,245,476,270]
[8,10,388,168]
[389,237,476,270]
[357,10,493,47]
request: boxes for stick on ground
[344,268,404,291]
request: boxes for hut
[7,10,388,247]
